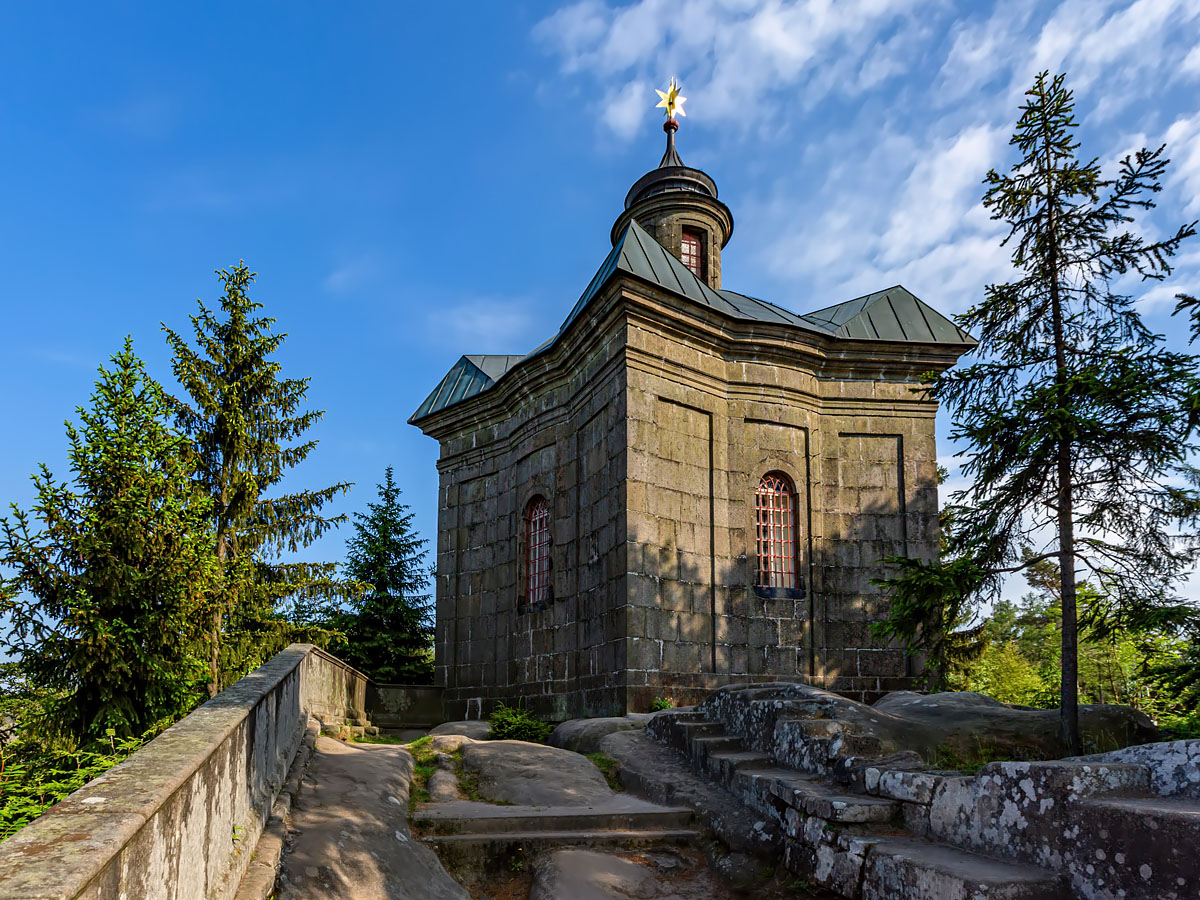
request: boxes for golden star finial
[655,77,687,120]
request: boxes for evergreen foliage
[487,703,552,743]
[329,467,433,683]
[876,72,1200,752]
[163,264,351,693]
[0,339,217,740]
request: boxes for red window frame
[525,496,551,608]
[680,229,704,279]
[755,473,796,589]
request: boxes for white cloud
[426,298,540,354]
[537,0,934,137]
[600,79,653,140]
[1165,110,1200,216]
[534,0,1200,319]
[323,256,382,294]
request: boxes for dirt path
[276,736,467,900]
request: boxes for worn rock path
[276,736,467,900]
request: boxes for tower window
[524,496,551,609]
[680,229,705,279]
[755,473,796,589]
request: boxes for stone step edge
[420,828,703,845]
[413,809,696,835]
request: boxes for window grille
[680,229,704,279]
[755,473,796,589]
[525,497,551,608]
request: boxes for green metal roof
[800,286,975,344]
[410,221,974,424]
[409,355,525,422]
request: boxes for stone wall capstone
[0,643,369,900]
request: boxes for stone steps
[421,828,703,878]
[860,838,1068,900]
[413,801,696,835]
[648,708,1067,899]
[416,795,702,882]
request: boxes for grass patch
[351,733,408,744]
[404,735,438,811]
[585,752,623,791]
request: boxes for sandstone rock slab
[459,739,613,806]
[529,848,728,900]
[275,737,466,900]
[549,716,640,753]
[429,720,491,740]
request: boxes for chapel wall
[433,318,631,721]
[623,314,941,706]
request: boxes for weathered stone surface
[530,849,657,900]
[861,839,1063,900]
[549,716,640,753]
[275,737,467,900]
[599,730,781,856]
[873,691,1159,758]
[529,848,729,900]
[429,720,491,740]
[459,739,613,806]
[0,644,365,900]
[430,734,476,754]
[702,683,1158,772]
[427,770,461,802]
[1074,738,1200,800]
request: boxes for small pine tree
[0,339,217,740]
[333,467,433,683]
[163,264,351,694]
[879,72,1200,753]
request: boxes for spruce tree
[163,264,350,694]
[0,339,217,740]
[880,72,1200,753]
[333,467,433,683]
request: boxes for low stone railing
[0,643,370,900]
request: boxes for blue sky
[2,1,1199,597]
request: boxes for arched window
[680,228,705,279]
[524,496,551,609]
[755,473,796,589]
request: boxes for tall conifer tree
[880,73,1200,752]
[163,264,350,694]
[0,339,217,740]
[333,467,433,683]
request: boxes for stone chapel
[410,109,974,721]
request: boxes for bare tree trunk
[1041,81,1081,755]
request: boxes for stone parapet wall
[0,643,369,900]
[368,683,445,728]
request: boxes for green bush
[487,703,552,743]
[650,697,673,712]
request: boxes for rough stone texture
[367,684,443,728]
[458,739,614,806]
[415,260,967,720]
[1074,739,1200,800]
[872,691,1159,758]
[599,729,781,857]
[0,644,366,900]
[549,716,641,753]
[429,720,491,740]
[860,840,1065,900]
[529,848,730,900]
[653,687,1200,900]
[427,770,461,802]
[235,718,321,900]
[275,737,467,900]
[698,683,1158,772]
[430,734,477,754]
